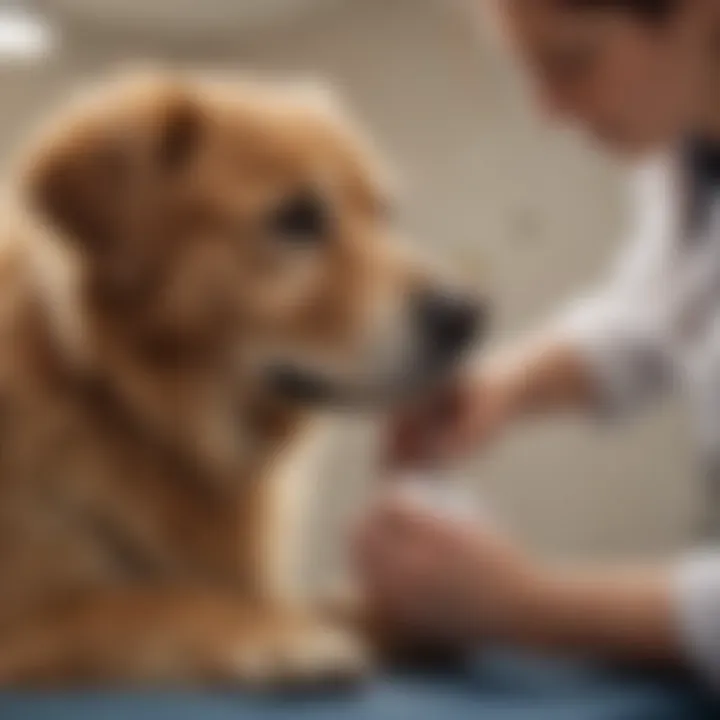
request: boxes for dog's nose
[415,289,488,357]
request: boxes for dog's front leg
[0,589,367,687]
[245,420,337,604]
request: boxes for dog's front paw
[229,615,371,690]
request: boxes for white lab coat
[554,148,720,684]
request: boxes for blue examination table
[0,650,717,720]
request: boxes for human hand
[355,492,679,665]
[354,491,541,645]
[385,367,522,469]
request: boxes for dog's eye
[271,192,328,244]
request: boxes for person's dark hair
[561,0,678,22]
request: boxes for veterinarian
[357,0,720,685]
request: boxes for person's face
[492,0,711,155]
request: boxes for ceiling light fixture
[0,2,55,62]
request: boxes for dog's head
[21,72,488,410]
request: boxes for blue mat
[0,651,716,720]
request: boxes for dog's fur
[0,71,479,687]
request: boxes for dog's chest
[0,392,284,600]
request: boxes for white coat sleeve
[675,551,720,687]
[550,159,677,419]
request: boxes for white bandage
[392,472,492,525]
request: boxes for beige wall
[0,0,700,568]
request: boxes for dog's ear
[27,120,128,251]
[25,87,204,251]
[154,92,204,174]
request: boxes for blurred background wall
[0,0,699,571]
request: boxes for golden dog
[0,71,485,686]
